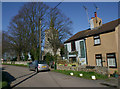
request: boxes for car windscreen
[38,61,46,64]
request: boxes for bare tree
[2,31,17,60]
[49,8,73,43]
[6,2,72,61]
[2,31,11,56]
[8,2,49,61]
[8,14,25,61]
[46,8,73,61]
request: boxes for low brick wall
[57,65,108,75]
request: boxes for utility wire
[40,1,63,31]
[46,1,63,17]
[39,1,63,21]
[52,2,63,11]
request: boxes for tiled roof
[64,18,120,43]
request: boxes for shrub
[12,57,17,61]
[2,81,9,88]
[58,64,64,66]
[24,54,29,61]
[45,52,54,65]
[57,60,67,64]
[67,64,72,67]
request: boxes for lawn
[2,63,28,67]
[53,70,108,80]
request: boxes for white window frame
[96,59,102,66]
[94,35,101,45]
[107,58,116,67]
[107,53,117,68]
[95,54,102,66]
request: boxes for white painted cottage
[64,30,89,65]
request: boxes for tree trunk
[17,54,20,61]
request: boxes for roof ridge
[102,18,119,26]
[64,18,119,43]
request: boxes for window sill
[94,44,101,46]
[109,66,117,68]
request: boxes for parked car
[28,60,50,73]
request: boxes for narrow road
[2,65,107,88]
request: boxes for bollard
[79,73,83,77]
[70,72,73,76]
[91,75,96,80]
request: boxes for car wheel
[35,68,38,73]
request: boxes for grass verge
[52,70,108,80]
[2,63,28,67]
[1,71,10,89]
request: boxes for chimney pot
[94,12,97,17]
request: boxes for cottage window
[80,41,85,58]
[64,45,68,59]
[94,35,101,45]
[71,41,76,51]
[95,54,102,66]
[107,53,117,68]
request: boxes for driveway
[2,65,109,88]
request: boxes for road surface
[2,65,108,88]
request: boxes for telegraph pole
[39,20,42,61]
